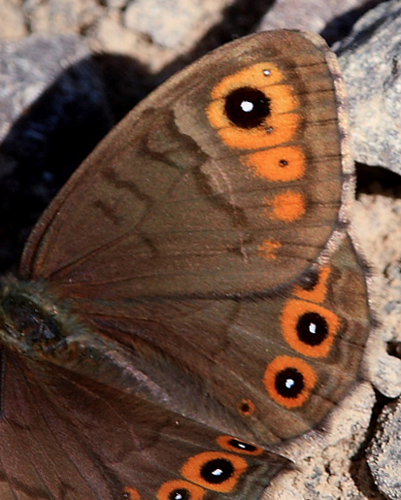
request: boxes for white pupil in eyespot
[263,69,271,76]
[212,468,224,476]
[175,494,183,500]
[241,100,254,113]
[238,443,246,449]
[309,322,317,334]
[285,378,295,389]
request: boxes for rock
[124,0,234,49]
[0,34,112,273]
[352,194,401,400]
[258,0,383,44]
[0,0,27,39]
[104,0,127,9]
[336,0,401,175]
[0,34,90,142]
[367,399,401,499]
[24,0,102,35]
[265,384,376,500]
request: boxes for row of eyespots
[154,436,264,500]
[264,266,340,408]
[207,64,308,262]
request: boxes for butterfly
[0,30,371,500]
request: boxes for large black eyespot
[275,367,304,399]
[227,439,257,453]
[201,458,234,484]
[224,87,271,129]
[297,312,329,346]
[168,489,190,500]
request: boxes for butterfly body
[0,30,370,500]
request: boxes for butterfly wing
[21,31,352,296]
[18,29,369,444]
[2,30,371,499]
[0,354,288,500]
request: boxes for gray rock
[0,0,27,39]
[0,34,90,142]
[23,0,101,35]
[336,0,401,174]
[124,0,233,49]
[258,0,382,43]
[0,34,112,273]
[367,399,401,499]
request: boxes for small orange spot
[243,146,306,182]
[264,356,317,408]
[181,451,247,493]
[270,191,306,222]
[157,480,205,500]
[238,398,255,416]
[294,267,331,303]
[217,436,264,456]
[124,487,141,500]
[281,299,339,358]
[258,240,281,260]
[211,63,285,101]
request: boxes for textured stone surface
[0,0,27,39]
[0,34,91,141]
[368,399,401,499]
[337,0,401,175]
[124,0,233,49]
[264,383,376,500]
[258,0,383,42]
[24,0,101,35]
[0,34,112,273]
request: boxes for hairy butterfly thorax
[0,30,371,500]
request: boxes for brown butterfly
[0,30,370,500]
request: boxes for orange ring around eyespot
[211,63,285,100]
[181,451,247,493]
[208,84,299,150]
[213,112,301,150]
[238,398,255,416]
[281,299,339,358]
[157,480,206,500]
[294,267,331,303]
[124,487,141,500]
[264,356,317,408]
[242,146,306,182]
[216,436,264,456]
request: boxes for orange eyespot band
[211,63,285,100]
[294,267,331,303]
[268,190,306,222]
[281,299,339,358]
[238,398,255,416]
[264,355,317,408]
[181,451,248,492]
[209,111,300,150]
[208,63,300,151]
[216,436,263,456]
[157,480,206,500]
[124,487,141,500]
[242,146,306,182]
